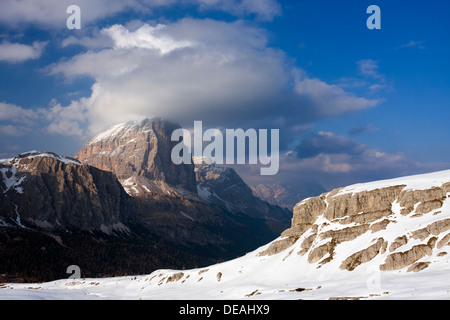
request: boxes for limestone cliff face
[72,119,290,252]
[0,152,130,233]
[73,119,293,246]
[76,117,197,194]
[195,159,291,226]
[260,171,450,273]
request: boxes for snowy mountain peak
[0,150,129,233]
[0,151,80,196]
[19,151,81,165]
[88,117,159,145]
[336,169,450,196]
[1,151,81,167]
[77,117,198,193]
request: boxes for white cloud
[293,131,410,175]
[0,125,26,136]
[398,41,425,50]
[239,132,419,191]
[0,102,38,122]
[47,19,381,146]
[368,83,388,92]
[61,30,113,49]
[357,59,382,79]
[0,0,143,27]
[352,59,391,94]
[0,41,47,63]
[44,99,89,137]
[49,19,288,134]
[0,102,38,137]
[235,138,428,192]
[0,0,281,29]
[294,73,381,118]
[102,24,194,54]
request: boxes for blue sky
[0,0,449,190]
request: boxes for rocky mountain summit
[0,118,292,282]
[0,151,130,233]
[76,118,197,195]
[74,117,291,244]
[195,157,291,232]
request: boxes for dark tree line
[0,225,215,283]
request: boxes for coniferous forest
[0,224,218,283]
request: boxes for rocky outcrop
[389,236,408,252]
[340,238,387,271]
[398,187,446,216]
[322,185,405,222]
[380,237,436,271]
[76,117,197,194]
[260,170,450,274]
[257,236,298,256]
[195,159,291,227]
[0,152,130,233]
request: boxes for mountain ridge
[76,117,198,194]
[74,117,291,241]
[0,151,131,233]
[0,118,293,282]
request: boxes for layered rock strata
[0,152,130,233]
[260,172,450,273]
[76,117,197,194]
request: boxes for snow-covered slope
[1,151,80,196]
[87,117,158,145]
[2,169,450,300]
